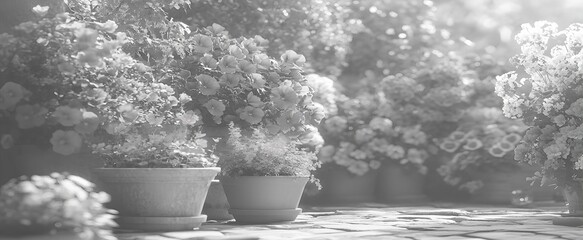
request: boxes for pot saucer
[116,215,207,231]
[229,208,302,224]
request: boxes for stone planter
[221,176,308,224]
[202,180,234,221]
[93,168,219,231]
[318,164,378,203]
[377,163,428,203]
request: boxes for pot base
[229,208,302,224]
[116,215,207,231]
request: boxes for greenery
[495,21,583,187]
[0,173,117,239]
[218,123,320,187]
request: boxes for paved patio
[116,202,582,240]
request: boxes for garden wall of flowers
[1,0,583,236]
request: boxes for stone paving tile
[119,204,583,240]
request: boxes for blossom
[271,85,299,109]
[178,110,200,125]
[280,50,306,67]
[203,99,226,117]
[502,133,522,144]
[0,82,25,109]
[384,144,405,159]
[228,45,245,59]
[565,98,583,118]
[238,60,257,74]
[440,140,460,153]
[50,130,83,155]
[1,134,14,149]
[369,117,393,132]
[15,104,48,129]
[318,145,335,163]
[350,150,368,160]
[354,128,375,144]
[196,74,220,95]
[192,34,214,53]
[53,106,83,127]
[247,92,264,108]
[249,73,266,88]
[239,106,264,124]
[402,126,427,145]
[74,111,100,134]
[219,73,242,88]
[98,20,118,33]
[218,55,238,74]
[324,116,347,133]
[276,110,303,132]
[448,131,467,142]
[488,146,506,158]
[200,55,218,68]
[369,160,382,170]
[462,138,483,150]
[347,161,370,176]
[32,5,49,17]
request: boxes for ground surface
[117,202,583,240]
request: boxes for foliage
[217,123,320,186]
[161,24,325,144]
[0,6,214,168]
[169,0,359,76]
[436,107,527,193]
[343,0,453,77]
[0,173,116,240]
[495,21,583,187]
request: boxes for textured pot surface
[94,168,219,217]
[377,164,427,203]
[318,164,378,203]
[221,176,308,210]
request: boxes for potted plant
[495,21,583,216]
[0,173,117,240]
[0,5,220,231]
[217,124,320,224]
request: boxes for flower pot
[377,163,428,203]
[220,176,308,224]
[202,180,234,221]
[93,167,220,231]
[471,166,555,204]
[562,181,583,217]
[318,164,378,203]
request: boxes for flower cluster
[0,173,117,239]
[436,107,527,193]
[169,0,359,76]
[0,7,214,168]
[319,91,432,176]
[495,21,583,186]
[217,123,320,187]
[166,24,325,144]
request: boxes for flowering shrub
[217,123,320,186]
[164,24,325,143]
[169,0,359,76]
[0,7,215,168]
[318,89,432,176]
[0,173,116,239]
[495,21,583,186]
[436,107,527,193]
